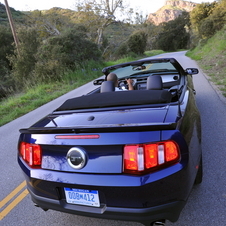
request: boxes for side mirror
[185,68,199,75]
[93,79,105,85]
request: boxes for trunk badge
[66,147,87,169]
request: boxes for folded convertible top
[56,90,172,111]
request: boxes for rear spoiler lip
[19,122,177,134]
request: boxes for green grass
[0,65,104,126]
[187,26,226,97]
[0,83,76,126]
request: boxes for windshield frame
[102,58,184,80]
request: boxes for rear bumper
[29,187,185,225]
[19,154,194,225]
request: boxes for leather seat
[147,75,163,90]
[100,81,115,93]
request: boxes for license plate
[64,188,100,207]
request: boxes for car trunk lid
[20,106,178,174]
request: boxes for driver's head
[107,73,118,87]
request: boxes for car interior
[56,74,179,112]
[96,73,184,103]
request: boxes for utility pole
[4,0,20,51]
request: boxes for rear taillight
[19,142,42,167]
[124,141,180,174]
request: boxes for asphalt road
[1,51,226,226]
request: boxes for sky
[2,0,216,14]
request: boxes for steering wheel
[118,80,128,89]
[118,78,136,90]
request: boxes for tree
[190,2,217,37]
[24,9,73,39]
[75,0,128,48]
[206,0,226,36]
[190,1,226,39]
[155,12,190,51]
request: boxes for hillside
[147,0,197,25]
[187,25,226,98]
[1,1,198,27]
[0,2,26,24]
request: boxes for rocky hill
[147,0,197,25]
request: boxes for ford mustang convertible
[18,58,202,226]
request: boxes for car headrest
[147,75,163,90]
[100,81,115,93]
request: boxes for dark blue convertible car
[18,58,202,226]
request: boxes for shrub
[127,31,148,55]
[0,26,15,97]
[34,28,102,82]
